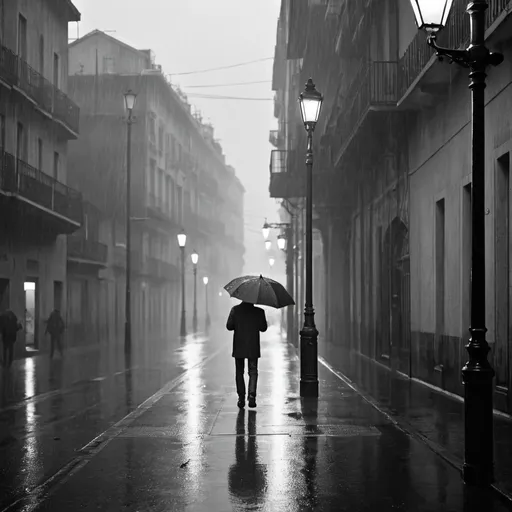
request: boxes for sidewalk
[319,340,512,502]
[5,331,511,511]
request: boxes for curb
[288,342,512,505]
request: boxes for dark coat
[226,302,267,359]
[0,310,22,344]
[46,310,65,336]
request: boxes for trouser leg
[235,358,246,398]
[248,358,258,397]
[50,336,55,358]
[56,335,63,356]
[7,344,14,367]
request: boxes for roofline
[65,0,81,21]
[69,30,148,60]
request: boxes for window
[18,15,27,59]
[435,198,445,352]
[149,115,156,142]
[37,138,43,170]
[102,56,115,74]
[16,122,25,160]
[53,53,59,87]
[0,114,5,150]
[177,186,183,225]
[158,126,164,154]
[53,152,59,179]
[149,159,156,196]
[495,154,511,389]
[165,176,171,213]
[158,169,164,206]
[39,35,44,75]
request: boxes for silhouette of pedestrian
[46,309,65,359]
[226,301,267,408]
[0,309,22,368]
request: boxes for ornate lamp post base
[299,323,319,397]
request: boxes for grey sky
[69,0,284,278]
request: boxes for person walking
[0,309,22,368]
[226,301,267,409]
[46,309,65,359]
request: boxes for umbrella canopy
[224,275,295,309]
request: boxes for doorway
[380,218,410,373]
[0,279,9,310]
[54,281,63,310]
[24,280,38,348]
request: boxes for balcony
[398,0,509,103]
[147,193,178,227]
[0,150,83,237]
[269,130,284,148]
[112,245,142,272]
[0,43,79,135]
[269,149,305,199]
[145,257,180,282]
[67,235,108,267]
[334,61,398,164]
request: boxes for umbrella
[224,275,295,309]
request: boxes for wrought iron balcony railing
[269,149,306,198]
[399,0,508,100]
[269,130,284,148]
[270,150,288,174]
[68,235,108,264]
[0,43,79,134]
[146,257,180,281]
[0,150,83,224]
[337,60,397,159]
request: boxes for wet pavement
[1,327,511,511]
[319,341,512,503]
[0,330,224,510]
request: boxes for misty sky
[69,0,284,279]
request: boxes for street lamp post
[410,0,503,486]
[191,251,199,333]
[298,78,323,398]
[177,230,187,337]
[123,89,137,354]
[203,276,210,334]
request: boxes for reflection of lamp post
[191,251,199,333]
[262,219,270,240]
[298,78,323,398]
[123,89,137,354]
[203,276,210,335]
[177,230,187,337]
[410,0,503,487]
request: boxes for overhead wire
[187,93,273,101]
[184,80,272,88]
[170,57,273,76]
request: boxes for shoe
[237,398,245,408]
[248,395,256,408]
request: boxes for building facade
[0,0,82,355]
[67,31,245,344]
[271,0,512,414]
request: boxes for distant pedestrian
[226,301,267,408]
[0,309,22,368]
[46,309,65,359]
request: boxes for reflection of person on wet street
[0,309,22,368]
[46,309,65,359]
[228,410,267,503]
[226,301,267,408]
